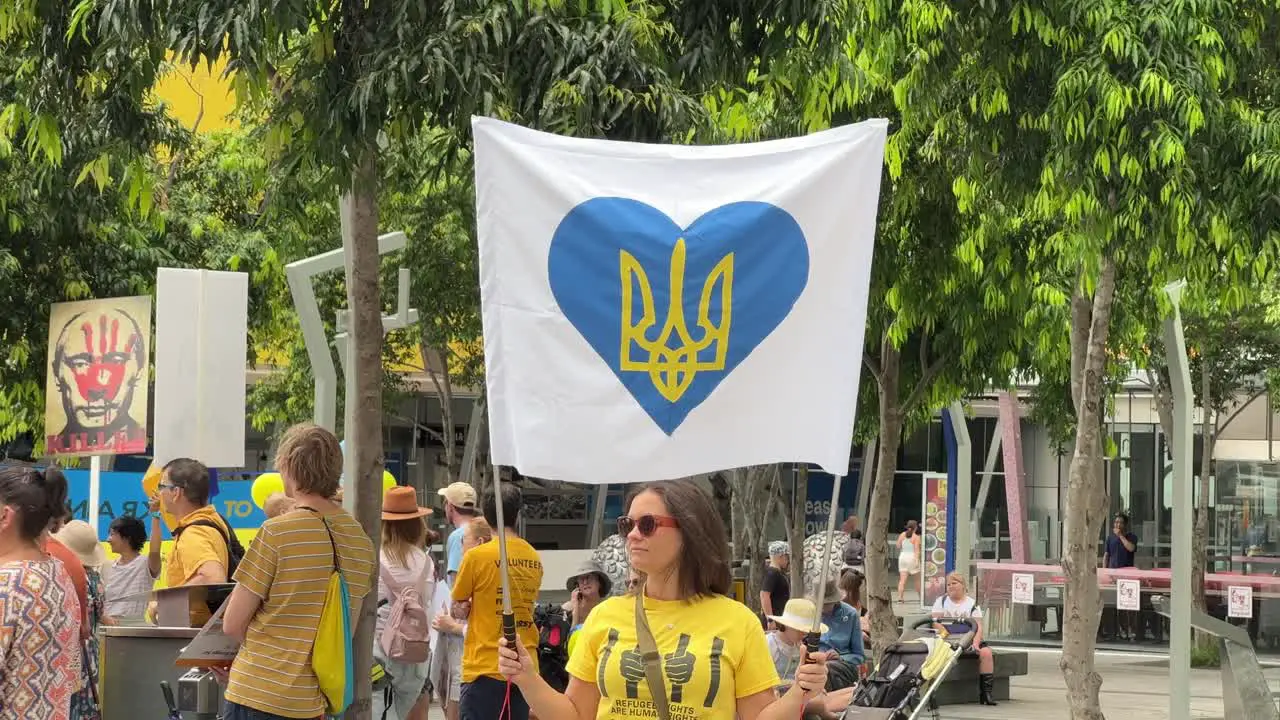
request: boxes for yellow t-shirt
[452,533,544,683]
[223,508,375,719]
[167,505,232,627]
[566,594,780,720]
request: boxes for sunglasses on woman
[617,514,680,537]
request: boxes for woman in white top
[103,515,156,622]
[377,487,437,720]
[895,520,921,603]
[930,572,998,706]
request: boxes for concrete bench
[929,649,1028,706]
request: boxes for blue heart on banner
[548,198,810,434]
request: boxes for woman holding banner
[497,480,828,720]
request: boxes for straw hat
[767,599,828,634]
[382,486,432,520]
[53,520,107,570]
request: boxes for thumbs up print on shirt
[618,646,646,699]
[664,634,695,703]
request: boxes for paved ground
[932,649,1258,719]
[400,649,1272,720]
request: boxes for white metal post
[949,403,973,581]
[1162,279,1193,720]
[284,231,411,432]
[88,455,101,535]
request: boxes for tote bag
[311,513,355,715]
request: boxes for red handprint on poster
[45,297,151,456]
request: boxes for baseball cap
[438,481,477,509]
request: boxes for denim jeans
[221,700,325,720]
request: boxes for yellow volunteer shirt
[452,533,544,683]
[566,594,780,720]
[167,505,231,627]
[223,508,375,719]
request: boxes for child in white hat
[765,599,856,720]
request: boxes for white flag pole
[806,474,844,669]
[492,467,517,646]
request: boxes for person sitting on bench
[931,572,998,706]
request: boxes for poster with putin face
[45,296,152,456]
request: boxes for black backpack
[533,603,571,692]
[173,515,245,613]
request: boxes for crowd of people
[0,425,1006,720]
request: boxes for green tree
[870,0,1280,716]
[383,135,486,484]
[0,1,185,450]
[709,7,1049,650]
[160,128,416,436]
[1141,296,1280,638]
[59,2,853,714]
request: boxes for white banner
[473,117,888,484]
[154,268,248,468]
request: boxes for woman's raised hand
[497,636,538,686]
[793,654,828,698]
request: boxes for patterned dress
[0,558,83,720]
[69,568,104,720]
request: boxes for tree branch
[1217,388,1267,435]
[1145,366,1175,445]
[422,348,446,396]
[863,351,883,385]
[1069,264,1091,416]
[918,331,930,380]
[903,353,948,414]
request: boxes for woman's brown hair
[839,569,863,609]
[382,517,434,567]
[624,480,731,599]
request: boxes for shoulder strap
[298,506,341,575]
[379,555,415,597]
[177,518,230,546]
[634,585,671,720]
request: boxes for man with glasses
[452,483,544,720]
[148,457,232,626]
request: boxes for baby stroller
[840,618,976,720]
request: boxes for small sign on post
[1228,586,1254,619]
[1011,573,1035,605]
[1116,578,1141,612]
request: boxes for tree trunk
[1059,257,1116,720]
[1192,358,1213,647]
[791,464,808,590]
[341,151,384,720]
[865,342,904,655]
[424,344,458,482]
[458,391,487,486]
[731,466,777,613]
[858,439,878,523]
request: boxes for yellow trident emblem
[619,238,734,403]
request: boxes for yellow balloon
[141,463,179,532]
[383,470,397,492]
[251,472,285,510]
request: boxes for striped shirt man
[223,508,375,718]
